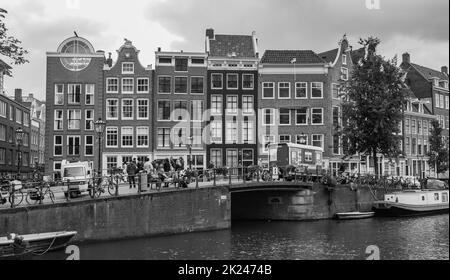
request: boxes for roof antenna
[74,31,79,37]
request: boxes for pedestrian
[127,160,138,189]
[144,158,153,189]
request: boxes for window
[226,150,239,169]
[55,84,64,105]
[227,74,238,90]
[158,100,171,121]
[106,78,119,93]
[211,74,223,89]
[85,135,94,156]
[0,124,6,141]
[296,134,309,145]
[412,138,417,155]
[278,82,290,99]
[158,77,171,94]
[191,100,204,122]
[0,148,5,164]
[122,99,134,120]
[405,137,410,155]
[173,101,188,121]
[342,54,347,65]
[312,135,324,149]
[9,105,13,121]
[243,119,254,144]
[121,127,134,148]
[226,119,238,144]
[122,62,134,74]
[210,149,223,168]
[175,58,188,72]
[418,120,422,135]
[68,84,81,104]
[332,83,340,99]
[54,136,63,156]
[423,121,428,136]
[279,108,291,125]
[16,109,22,124]
[295,82,307,99]
[137,99,149,120]
[137,78,149,93]
[210,119,223,144]
[263,135,275,153]
[158,57,172,64]
[279,135,291,144]
[311,108,324,125]
[173,77,188,94]
[106,127,118,147]
[67,109,81,130]
[440,94,445,109]
[405,119,410,134]
[68,136,80,156]
[311,82,323,99]
[242,96,254,115]
[445,95,449,110]
[173,128,187,148]
[305,152,313,162]
[263,109,275,126]
[435,94,440,108]
[341,68,349,81]
[227,96,238,115]
[122,78,134,94]
[54,110,63,131]
[157,128,171,148]
[191,58,205,65]
[296,108,308,125]
[85,84,95,105]
[107,157,118,172]
[263,82,275,99]
[412,120,416,134]
[211,95,223,115]
[0,101,7,118]
[418,139,422,156]
[242,74,254,90]
[191,77,204,94]
[137,127,149,148]
[85,110,94,130]
[106,99,119,120]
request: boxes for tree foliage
[339,37,407,177]
[428,119,449,176]
[0,8,29,76]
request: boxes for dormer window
[122,62,134,74]
[434,79,439,87]
[342,54,347,65]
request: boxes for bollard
[213,169,217,187]
[196,172,199,189]
[138,173,142,195]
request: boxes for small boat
[0,231,77,260]
[373,189,449,217]
[335,212,375,220]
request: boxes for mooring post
[213,169,217,187]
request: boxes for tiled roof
[350,47,365,64]
[209,34,255,58]
[260,50,325,64]
[410,63,448,81]
[318,48,338,63]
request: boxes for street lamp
[94,118,106,176]
[15,127,24,178]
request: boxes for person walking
[144,158,153,189]
[127,160,138,189]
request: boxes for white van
[61,160,94,198]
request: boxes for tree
[339,37,407,178]
[428,119,449,178]
[0,8,29,76]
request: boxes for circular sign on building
[58,37,94,72]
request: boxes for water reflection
[38,215,449,260]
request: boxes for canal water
[39,215,449,260]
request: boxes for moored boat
[335,212,375,220]
[0,231,77,260]
[373,189,449,217]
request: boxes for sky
[0,0,448,101]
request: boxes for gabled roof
[260,50,325,64]
[318,48,338,63]
[410,63,448,81]
[209,34,256,58]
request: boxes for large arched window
[58,37,95,72]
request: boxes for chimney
[28,93,34,100]
[157,47,161,52]
[15,89,22,102]
[106,52,113,68]
[441,66,448,75]
[206,28,215,40]
[402,52,410,64]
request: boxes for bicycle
[0,180,24,207]
[26,182,55,205]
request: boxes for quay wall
[0,187,231,242]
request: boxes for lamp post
[94,118,106,176]
[15,128,24,178]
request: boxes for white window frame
[225,119,238,144]
[242,119,255,144]
[341,67,349,81]
[67,109,81,130]
[67,136,81,156]
[106,78,119,94]
[295,82,307,99]
[137,78,150,94]
[211,73,223,90]
[136,127,149,148]
[311,108,324,125]
[106,99,119,120]
[85,109,94,131]
[157,100,171,121]
[137,99,149,120]
[279,108,291,126]
[226,95,238,115]
[157,127,171,148]
[210,120,223,144]
[54,136,63,156]
[332,83,340,99]
[85,84,95,105]
[174,76,188,94]
[211,95,223,116]
[312,134,325,149]
[262,82,275,99]
[121,127,134,148]
[263,108,275,126]
[279,135,292,144]
[342,54,347,65]
[296,108,309,126]
[278,82,291,99]
[121,99,134,120]
[122,62,134,74]
[106,127,119,148]
[67,84,81,105]
[85,135,94,156]
[295,134,309,145]
[54,110,63,131]
[227,74,239,90]
[242,95,254,115]
[190,76,204,95]
[158,76,172,94]
[311,82,324,99]
[122,78,134,94]
[242,74,254,90]
[55,84,64,105]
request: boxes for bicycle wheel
[46,189,55,204]
[108,182,116,196]
[26,189,39,205]
[9,190,24,206]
